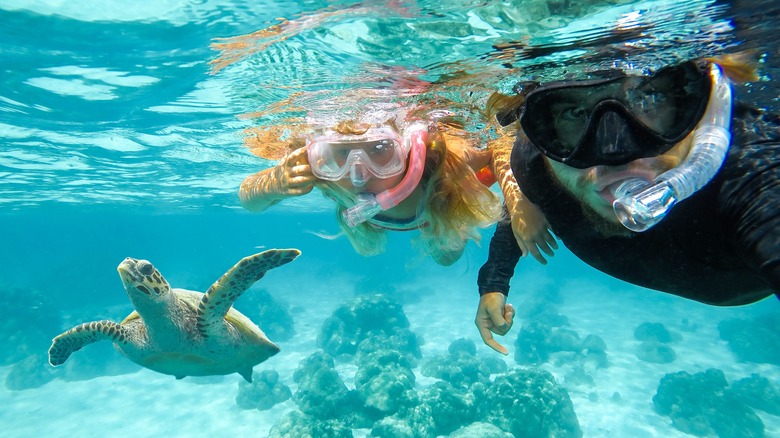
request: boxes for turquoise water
[1,1,779,437]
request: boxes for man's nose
[595,111,634,158]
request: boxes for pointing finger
[478,325,508,355]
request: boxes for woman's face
[333,169,405,194]
[323,121,407,193]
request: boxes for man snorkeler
[476,58,780,354]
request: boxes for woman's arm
[489,132,558,264]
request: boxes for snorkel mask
[306,122,429,227]
[307,125,408,187]
[520,61,712,169]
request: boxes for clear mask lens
[308,127,407,181]
[521,62,710,168]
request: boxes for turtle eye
[138,261,154,276]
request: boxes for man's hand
[475,292,515,355]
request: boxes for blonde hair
[314,125,501,265]
[705,50,761,84]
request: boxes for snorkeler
[476,58,780,354]
[239,112,555,266]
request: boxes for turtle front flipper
[196,249,300,337]
[48,320,130,366]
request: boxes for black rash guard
[478,104,780,306]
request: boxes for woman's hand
[239,147,318,212]
[510,200,558,265]
[475,292,515,355]
[270,147,317,196]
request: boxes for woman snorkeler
[238,105,555,266]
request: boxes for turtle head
[117,257,172,303]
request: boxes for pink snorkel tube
[343,122,428,227]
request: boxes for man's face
[546,138,691,227]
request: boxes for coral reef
[291,351,373,428]
[514,288,569,327]
[635,341,676,364]
[514,321,608,371]
[653,368,765,437]
[563,364,595,387]
[237,288,295,342]
[634,322,676,343]
[268,297,584,437]
[482,367,583,438]
[354,328,421,367]
[414,381,478,435]
[235,369,291,410]
[730,374,780,416]
[515,321,554,364]
[352,275,425,305]
[317,294,420,361]
[633,322,678,364]
[355,349,416,415]
[449,422,514,438]
[371,415,426,438]
[420,338,506,390]
[372,381,477,437]
[718,314,780,366]
[267,411,353,438]
[580,334,609,368]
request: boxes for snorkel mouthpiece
[612,179,678,231]
[343,192,384,227]
[343,123,428,227]
[612,63,732,232]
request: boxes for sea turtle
[48,249,300,382]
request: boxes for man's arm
[477,206,523,295]
[723,108,780,297]
[475,205,523,355]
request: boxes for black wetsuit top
[478,104,780,306]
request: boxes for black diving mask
[519,61,711,169]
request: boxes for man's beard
[546,161,632,238]
[580,203,632,237]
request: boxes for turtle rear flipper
[196,249,300,336]
[48,320,130,366]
